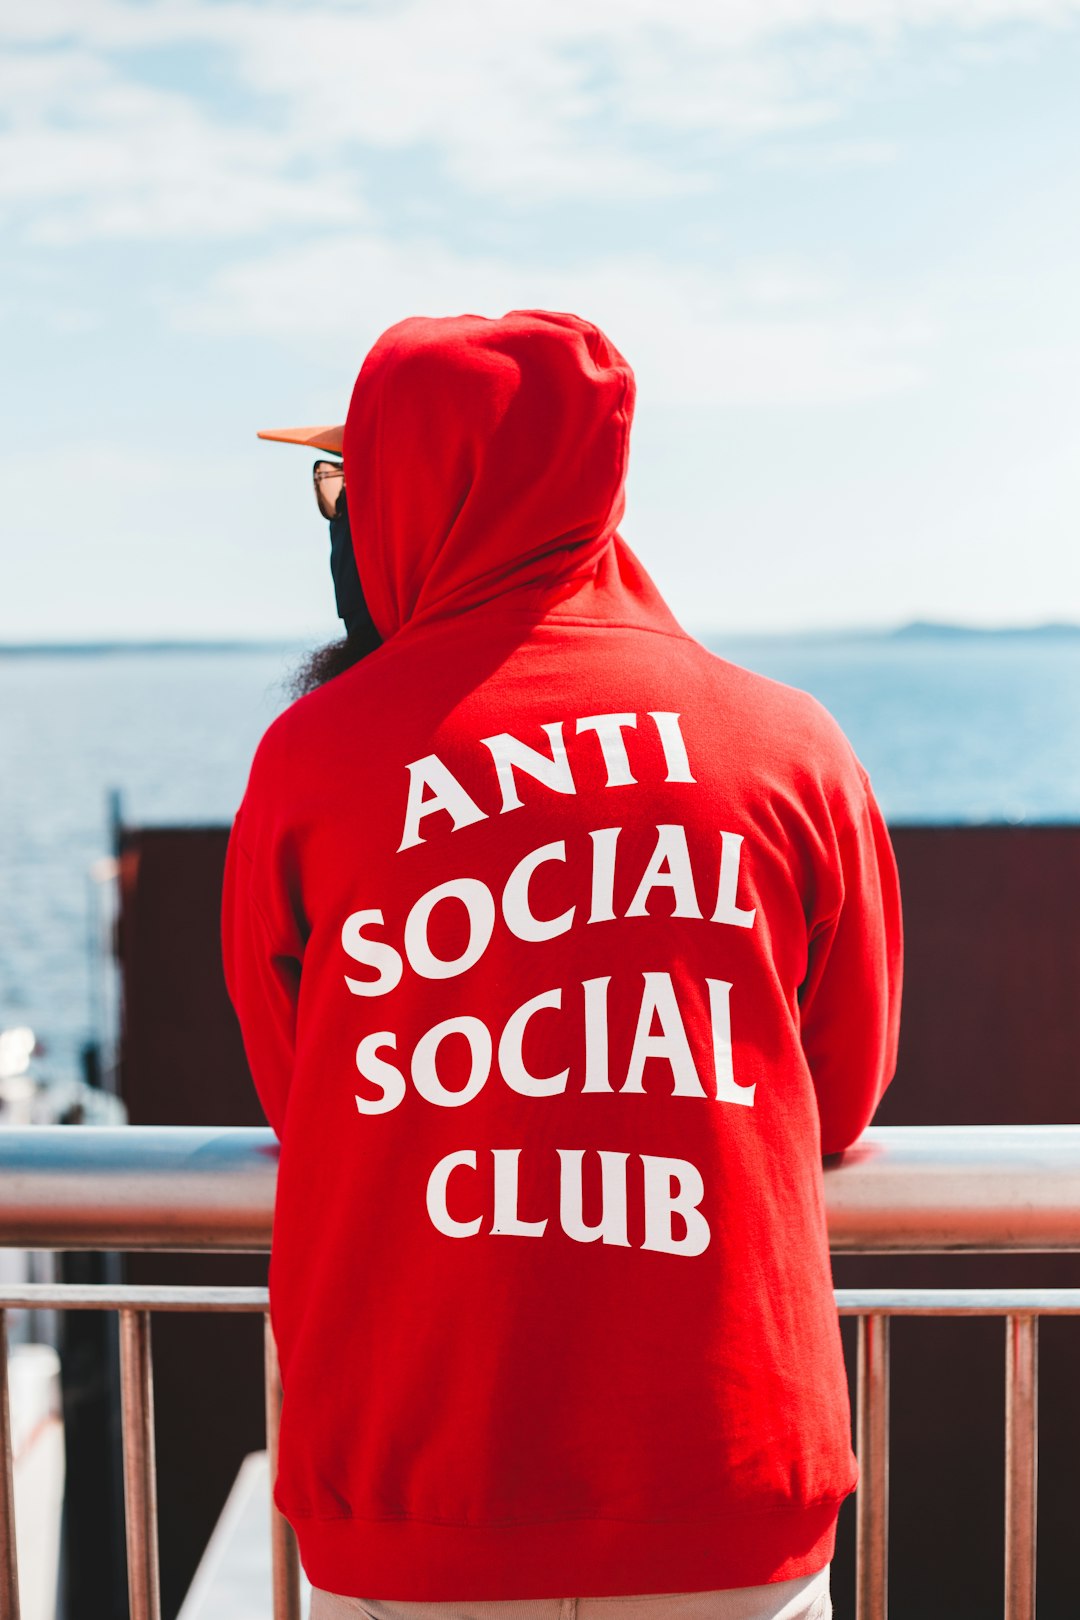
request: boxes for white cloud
[2,0,1078,243]
[177,230,931,407]
[0,32,366,241]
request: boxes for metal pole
[119,1308,161,1620]
[264,1313,301,1620]
[1005,1314,1038,1620]
[856,1312,889,1620]
[0,1311,21,1620]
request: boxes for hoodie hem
[290,1500,842,1602]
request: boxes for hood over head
[341,310,635,642]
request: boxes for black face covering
[329,490,382,655]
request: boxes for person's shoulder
[259,640,397,740]
[238,644,389,797]
[686,638,870,793]
[689,637,854,736]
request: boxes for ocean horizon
[2,618,1080,655]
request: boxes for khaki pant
[308,1564,832,1620]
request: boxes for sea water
[1,632,1078,1083]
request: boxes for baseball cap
[257,424,344,454]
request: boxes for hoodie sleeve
[220,803,304,1141]
[798,772,903,1157]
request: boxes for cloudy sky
[3,0,1079,642]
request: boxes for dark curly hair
[287,622,382,700]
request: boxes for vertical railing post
[119,1308,161,1620]
[264,1313,301,1620]
[1005,1313,1038,1620]
[0,1311,21,1620]
[856,1312,890,1620]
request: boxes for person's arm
[798,773,903,1156]
[220,805,304,1141]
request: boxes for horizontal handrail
[0,1126,274,1249]
[2,1282,1080,1315]
[826,1124,1080,1251]
[0,1283,268,1310]
[1,1124,1080,1251]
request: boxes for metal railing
[1,1124,1079,1620]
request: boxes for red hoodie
[221,309,903,1602]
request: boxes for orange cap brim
[257,424,345,455]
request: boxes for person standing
[221,309,903,1620]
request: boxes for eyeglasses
[313,459,345,520]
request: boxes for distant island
[891,620,1080,640]
[711,619,1080,646]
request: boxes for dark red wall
[882,826,1080,1128]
